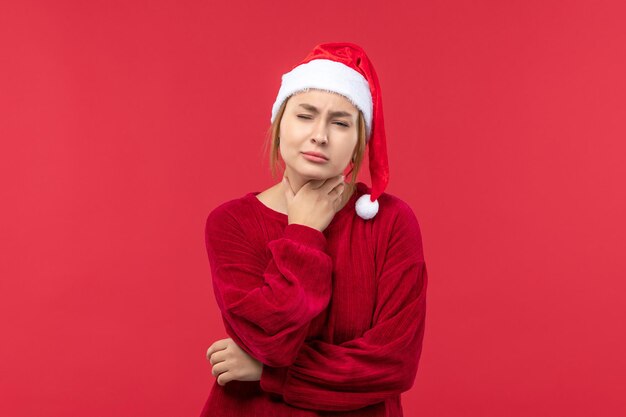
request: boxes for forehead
[289,88,358,112]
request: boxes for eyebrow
[297,103,354,119]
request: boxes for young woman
[201,42,428,417]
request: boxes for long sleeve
[205,207,334,367]
[259,203,428,411]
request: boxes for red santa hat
[270,42,389,220]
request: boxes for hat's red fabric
[295,42,389,205]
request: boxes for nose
[311,125,328,145]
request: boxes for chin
[286,161,342,180]
[288,165,324,177]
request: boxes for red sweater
[200,181,428,417]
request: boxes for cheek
[340,142,356,160]
[278,141,300,162]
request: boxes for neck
[278,173,356,212]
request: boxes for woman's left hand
[206,337,263,386]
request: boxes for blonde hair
[262,96,367,190]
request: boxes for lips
[302,151,329,160]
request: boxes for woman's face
[279,89,359,180]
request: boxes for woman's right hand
[283,174,346,232]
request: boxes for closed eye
[297,115,349,127]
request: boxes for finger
[323,174,345,194]
[332,183,345,196]
[217,371,232,386]
[305,177,328,190]
[330,185,345,208]
[209,350,226,365]
[206,343,218,360]
[211,361,227,377]
[206,339,229,361]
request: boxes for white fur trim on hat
[270,59,373,140]
[355,193,379,219]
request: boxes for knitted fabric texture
[201,181,428,416]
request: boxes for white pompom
[355,193,379,220]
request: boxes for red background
[1,1,625,416]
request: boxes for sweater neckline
[245,181,368,227]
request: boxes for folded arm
[205,208,333,367]
[259,203,428,411]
